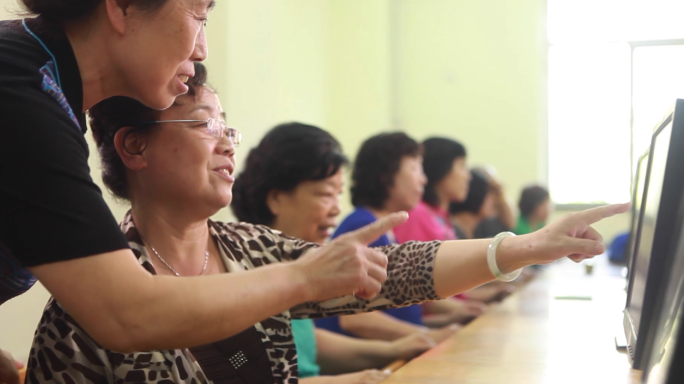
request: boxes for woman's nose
[216,139,235,157]
[330,195,342,217]
[192,26,208,62]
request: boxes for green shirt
[514,216,544,235]
[292,319,321,378]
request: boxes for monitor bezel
[623,99,684,370]
[642,193,684,383]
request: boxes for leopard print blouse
[26,212,442,384]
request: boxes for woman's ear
[114,127,148,171]
[266,189,283,217]
[105,0,130,35]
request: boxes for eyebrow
[189,104,215,115]
[323,179,343,188]
[207,0,216,10]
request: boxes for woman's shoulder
[398,202,435,229]
[210,220,316,263]
[211,220,282,240]
[210,221,286,257]
[393,202,443,242]
[332,208,376,238]
[0,20,47,79]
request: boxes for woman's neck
[366,206,391,219]
[64,14,125,112]
[526,215,543,230]
[131,203,212,273]
[435,189,450,212]
[451,213,478,239]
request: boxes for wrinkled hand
[336,369,391,384]
[0,348,21,384]
[391,332,436,360]
[528,203,630,264]
[426,323,461,344]
[451,299,488,322]
[294,212,408,301]
[466,283,515,303]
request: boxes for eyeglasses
[133,119,242,147]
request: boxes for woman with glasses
[27,63,433,384]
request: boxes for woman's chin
[131,86,177,111]
[217,193,233,208]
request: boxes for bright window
[547,0,684,205]
[633,46,684,157]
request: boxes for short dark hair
[21,0,168,24]
[350,132,422,209]
[449,170,489,215]
[422,137,467,207]
[231,123,348,226]
[89,62,209,200]
[518,185,550,218]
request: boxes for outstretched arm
[31,213,409,353]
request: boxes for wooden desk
[384,259,643,384]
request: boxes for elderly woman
[28,62,627,383]
[0,1,213,380]
[231,124,460,383]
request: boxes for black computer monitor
[623,99,684,369]
[624,150,650,277]
[642,198,684,384]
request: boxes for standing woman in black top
[0,0,414,378]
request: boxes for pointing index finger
[348,211,409,245]
[574,203,630,226]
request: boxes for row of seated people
[23,62,548,384]
[232,127,550,382]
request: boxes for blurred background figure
[450,169,510,240]
[515,185,552,235]
[320,132,470,339]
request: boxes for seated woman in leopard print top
[27,63,627,384]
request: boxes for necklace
[139,233,209,277]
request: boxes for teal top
[292,319,320,378]
[513,216,544,235]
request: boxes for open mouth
[318,225,335,236]
[213,164,235,182]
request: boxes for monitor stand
[615,329,628,351]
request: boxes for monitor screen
[625,151,650,274]
[643,217,684,383]
[627,122,673,333]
